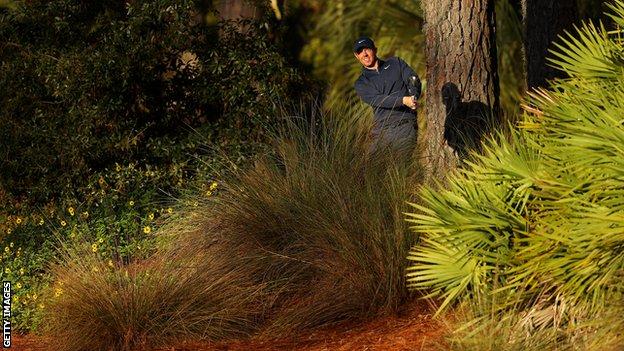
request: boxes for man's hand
[402,96,417,110]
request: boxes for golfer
[353,37,421,150]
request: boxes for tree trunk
[522,0,578,90]
[421,0,500,181]
[216,0,260,21]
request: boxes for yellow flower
[3,247,9,253]
[54,288,63,297]
[9,242,13,248]
[6,228,11,234]
[115,163,121,172]
[91,243,98,252]
[143,226,151,234]
[38,219,44,226]
[60,220,67,227]
[15,217,22,225]
[98,177,105,185]
[148,213,154,220]
[38,303,45,309]
[129,200,135,207]
[82,211,89,219]
[92,267,99,272]
[206,190,213,197]
[193,201,199,207]
[167,207,173,214]
[3,268,9,274]
[107,259,114,268]
[15,283,22,289]
[68,207,75,216]
[19,268,24,275]
[32,294,37,301]
[13,296,19,304]
[210,181,218,190]
[98,237,104,243]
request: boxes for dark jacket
[354,57,421,129]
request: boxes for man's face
[354,47,377,68]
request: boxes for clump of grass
[41,106,424,348]
[203,109,424,335]
[42,234,267,351]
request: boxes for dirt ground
[11,300,445,351]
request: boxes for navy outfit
[354,57,421,149]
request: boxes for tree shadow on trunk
[441,82,496,159]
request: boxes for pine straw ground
[10,300,445,351]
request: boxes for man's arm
[354,79,404,109]
[398,57,421,99]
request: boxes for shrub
[43,106,425,347]
[0,0,306,203]
[42,234,267,351]
[405,1,624,348]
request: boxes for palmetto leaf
[406,1,624,318]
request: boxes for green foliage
[0,0,305,203]
[406,0,624,346]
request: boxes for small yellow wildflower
[91,243,98,252]
[115,163,122,172]
[19,268,24,275]
[209,181,218,190]
[4,268,10,274]
[148,213,154,220]
[68,207,75,216]
[15,283,22,289]
[60,220,67,227]
[38,303,45,309]
[92,267,99,272]
[32,294,38,301]
[98,238,104,244]
[13,296,19,304]
[54,288,63,297]
[129,200,135,207]
[107,259,114,268]
[9,242,13,248]
[38,219,44,226]
[6,228,11,234]
[167,207,173,214]
[193,201,199,207]
[4,247,9,253]
[143,226,151,234]
[206,190,213,197]
[81,211,89,219]
[98,177,105,185]
[15,217,22,225]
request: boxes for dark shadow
[441,82,495,158]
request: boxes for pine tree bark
[421,0,500,181]
[521,0,578,89]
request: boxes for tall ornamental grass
[42,107,424,349]
[406,1,624,349]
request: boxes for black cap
[353,37,375,53]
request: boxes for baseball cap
[353,37,375,53]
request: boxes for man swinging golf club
[353,37,421,150]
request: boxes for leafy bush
[0,0,305,203]
[405,1,624,348]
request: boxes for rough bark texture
[421,0,500,181]
[217,0,260,21]
[522,0,578,89]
